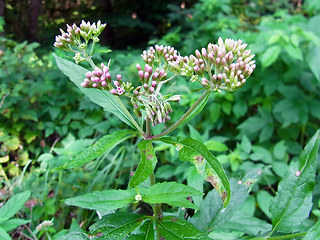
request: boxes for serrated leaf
[190,179,248,232]
[0,219,30,232]
[64,189,136,212]
[129,141,157,188]
[0,191,31,223]
[140,182,202,209]
[0,227,11,240]
[89,212,146,239]
[303,221,320,240]
[57,130,136,169]
[53,54,142,131]
[54,231,90,240]
[270,129,320,233]
[159,137,231,206]
[156,216,211,240]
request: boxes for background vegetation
[0,0,320,239]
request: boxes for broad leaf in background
[89,212,147,239]
[270,129,320,233]
[260,45,281,68]
[57,130,136,169]
[0,191,31,224]
[64,189,136,212]
[190,179,248,232]
[53,54,142,131]
[156,216,211,240]
[127,220,155,240]
[159,137,231,206]
[303,221,320,240]
[0,228,11,240]
[129,140,157,188]
[0,219,30,232]
[139,182,202,209]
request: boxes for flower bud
[136,64,142,71]
[195,49,201,59]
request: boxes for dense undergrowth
[1,0,320,239]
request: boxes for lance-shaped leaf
[270,129,320,234]
[179,90,211,127]
[0,191,31,224]
[89,212,147,239]
[64,189,136,212]
[0,219,30,232]
[0,228,11,240]
[156,216,211,240]
[53,54,142,132]
[139,182,202,209]
[57,130,136,169]
[159,137,230,206]
[129,141,157,188]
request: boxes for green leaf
[204,140,228,152]
[260,45,281,68]
[180,91,211,126]
[0,191,31,223]
[53,54,141,130]
[156,216,211,240]
[127,220,155,240]
[241,135,251,154]
[57,130,136,169]
[0,227,11,240]
[190,179,248,232]
[89,212,146,239]
[54,231,90,240]
[0,219,30,232]
[219,212,272,236]
[233,100,247,118]
[64,189,136,212]
[159,137,231,206]
[140,182,202,209]
[306,43,320,81]
[256,190,273,219]
[273,141,287,160]
[270,129,320,233]
[303,221,320,240]
[129,141,157,188]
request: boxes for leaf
[270,129,320,233]
[64,189,136,212]
[89,212,146,239]
[273,141,287,160]
[156,216,211,240]
[139,182,202,209]
[129,141,157,188]
[0,227,11,240]
[256,190,273,219]
[159,137,231,206]
[0,191,31,223]
[57,130,136,169]
[179,90,211,126]
[53,54,141,130]
[241,135,251,154]
[306,43,320,81]
[127,220,155,240]
[204,140,228,152]
[0,219,30,232]
[260,45,281,68]
[190,179,248,232]
[233,100,247,118]
[303,221,320,240]
[54,231,90,240]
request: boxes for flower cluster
[54,20,106,63]
[141,45,179,66]
[81,63,132,96]
[169,37,256,91]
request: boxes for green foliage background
[1,0,320,239]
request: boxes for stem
[150,172,162,239]
[149,89,211,140]
[145,117,151,139]
[250,232,306,240]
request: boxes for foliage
[1,1,320,239]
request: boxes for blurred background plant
[0,0,320,239]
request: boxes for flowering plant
[53,21,320,240]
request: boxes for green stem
[87,57,96,69]
[149,89,211,140]
[250,232,306,240]
[145,117,151,139]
